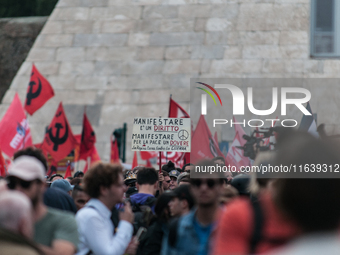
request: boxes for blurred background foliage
[0,0,58,17]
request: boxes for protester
[73,171,84,179]
[49,174,64,183]
[269,131,340,254]
[125,170,137,187]
[163,160,224,255]
[7,156,79,255]
[219,185,238,206]
[177,172,190,186]
[168,170,180,190]
[76,163,135,255]
[138,192,173,255]
[162,161,176,173]
[168,185,195,217]
[161,170,171,191]
[72,185,90,211]
[0,190,43,255]
[51,179,73,195]
[213,156,225,167]
[44,187,78,214]
[182,163,194,173]
[230,174,251,197]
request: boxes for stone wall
[2,0,340,163]
[0,17,47,101]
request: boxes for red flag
[132,151,138,169]
[146,159,152,167]
[24,64,55,115]
[140,151,157,160]
[169,97,190,118]
[0,148,6,177]
[191,115,224,164]
[79,113,96,160]
[0,93,32,157]
[42,102,77,162]
[226,117,251,170]
[82,147,101,174]
[110,136,120,164]
[64,163,72,179]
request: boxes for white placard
[131,117,191,152]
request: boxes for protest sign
[132,117,191,152]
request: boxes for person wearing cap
[177,172,190,186]
[168,185,195,218]
[51,179,73,195]
[7,156,79,255]
[169,170,180,190]
[73,171,84,179]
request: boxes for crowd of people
[1,129,340,255]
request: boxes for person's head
[13,147,48,172]
[190,160,224,208]
[7,156,46,208]
[51,179,73,195]
[219,185,239,206]
[72,185,90,211]
[0,191,33,238]
[169,185,195,217]
[83,163,126,209]
[124,170,137,187]
[274,130,340,233]
[162,170,171,190]
[132,166,144,174]
[73,171,84,179]
[136,167,158,195]
[162,161,176,173]
[213,156,225,167]
[182,163,194,173]
[177,172,190,186]
[169,170,180,190]
[49,174,64,183]
[155,192,173,223]
[70,177,82,186]
[230,174,251,197]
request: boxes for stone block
[200,59,211,73]
[150,32,204,46]
[122,61,164,74]
[163,74,197,88]
[8,75,30,90]
[131,0,162,5]
[101,20,135,33]
[137,47,164,60]
[128,75,164,89]
[206,18,234,31]
[56,0,80,7]
[210,3,239,18]
[94,62,122,75]
[18,62,59,76]
[40,21,63,34]
[143,6,178,19]
[63,21,94,33]
[103,90,133,104]
[90,6,142,20]
[279,31,308,45]
[128,33,150,46]
[87,47,136,61]
[134,89,171,103]
[47,75,77,89]
[205,31,239,45]
[194,18,207,31]
[191,45,224,59]
[108,0,131,5]
[262,59,286,73]
[27,48,56,61]
[178,5,211,18]
[239,31,280,45]
[62,104,102,125]
[324,60,340,73]
[210,60,242,74]
[165,46,191,59]
[99,104,140,125]
[75,76,108,89]
[73,34,128,47]
[59,62,95,76]
[54,90,99,104]
[223,46,242,58]
[135,19,161,32]
[281,45,308,59]
[160,19,195,32]
[50,7,90,21]
[56,47,85,61]
[243,45,282,59]
[34,34,74,47]
[79,0,108,7]
[163,60,201,73]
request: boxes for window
[310,0,339,57]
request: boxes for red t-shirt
[213,192,301,255]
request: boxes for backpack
[126,196,157,235]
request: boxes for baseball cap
[169,170,180,179]
[8,156,45,182]
[177,172,190,184]
[51,179,73,193]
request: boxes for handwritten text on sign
[131,117,191,152]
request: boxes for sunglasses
[165,180,171,183]
[8,178,39,190]
[191,179,218,189]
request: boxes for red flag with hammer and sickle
[42,102,77,162]
[24,64,54,115]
